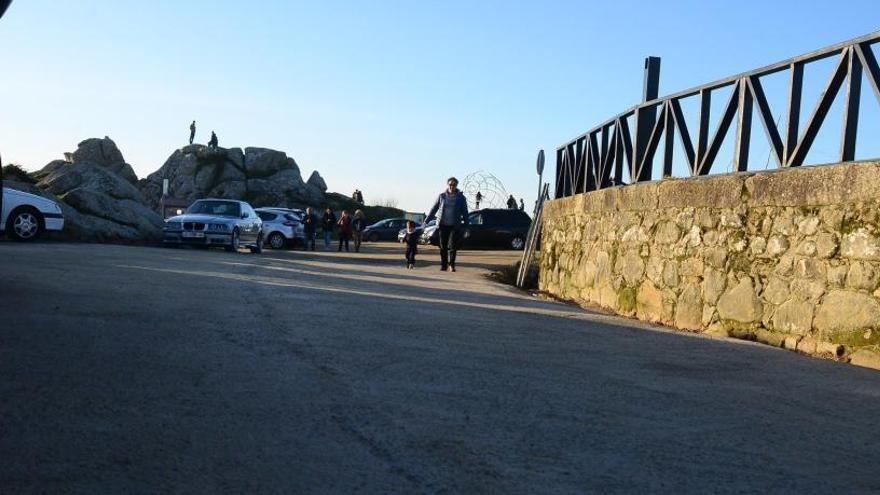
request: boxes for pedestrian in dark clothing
[403,220,419,269]
[302,207,317,250]
[475,191,482,209]
[352,209,367,252]
[189,121,196,144]
[506,194,516,209]
[425,176,469,272]
[337,210,353,252]
[322,208,336,249]
[519,198,525,211]
[356,190,364,204]
[208,131,218,149]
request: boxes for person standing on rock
[506,194,516,209]
[322,207,337,249]
[337,210,353,252]
[425,176,469,272]
[519,198,525,211]
[208,131,218,149]
[189,121,196,144]
[475,191,482,209]
[352,209,367,252]
[302,207,317,251]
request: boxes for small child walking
[403,220,419,269]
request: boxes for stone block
[658,175,744,209]
[674,283,703,330]
[702,269,727,304]
[846,261,880,291]
[762,277,790,305]
[767,236,789,257]
[849,349,880,370]
[636,280,664,323]
[717,278,763,324]
[841,229,880,261]
[814,290,880,335]
[746,161,880,207]
[655,221,681,244]
[771,300,814,335]
[616,250,645,285]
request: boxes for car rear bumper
[163,232,232,246]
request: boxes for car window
[283,214,299,222]
[257,212,277,221]
[187,200,241,217]
[468,213,483,225]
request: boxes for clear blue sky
[1,1,878,211]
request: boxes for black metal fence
[554,31,880,199]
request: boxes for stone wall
[539,160,880,369]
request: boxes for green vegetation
[617,285,637,313]
[323,192,406,224]
[2,163,35,184]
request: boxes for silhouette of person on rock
[189,121,196,144]
[208,131,218,149]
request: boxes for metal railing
[554,31,880,199]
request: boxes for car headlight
[208,223,230,232]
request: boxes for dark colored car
[425,209,531,250]
[398,219,435,243]
[363,217,409,242]
[163,199,264,253]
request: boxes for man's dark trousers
[438,225,460,269]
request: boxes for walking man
[322,207,337,249]
[302,207,317,250]
[425,176,469,272]
[189,120,196,145]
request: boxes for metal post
[634,56,661,182]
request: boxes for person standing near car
[425,176,469,272]
[322,207,337,249]
[302,207,317,250]
[337,210,353,252]
[352,209,367,252]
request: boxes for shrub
[2,163,36,184]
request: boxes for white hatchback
[1,187,65,241]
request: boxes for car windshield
[186,200,241,217]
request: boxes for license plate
[182,231,205,238]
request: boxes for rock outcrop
[11,137,395,243]
[27,138,163,242]
[138,145,325,210]
[307,171,328,192]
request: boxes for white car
[1,187,65,241]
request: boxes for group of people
[473,191,524,211]
[300,207,368,253]
[291,177,470,272]
[189,120,219,149]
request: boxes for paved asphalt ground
[2,241,880,494]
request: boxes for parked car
[363,217,409,242]
[423,209,531,250]
[398,219,435,243]
[256,207,305,249]
[1,187,65,241]
[163,199,263,253]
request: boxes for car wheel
[250,233,264,254]
[510,235,525,250]
[268,232,285,249]
[8,207,43,241]
[226,229,241,252]
[368,232,379,242]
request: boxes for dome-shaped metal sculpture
[459,170,509,210]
